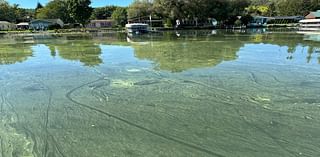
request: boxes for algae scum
[0,30,320,157]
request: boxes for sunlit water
[0,30,319,157]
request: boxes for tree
[276,0,315,16]
[67,0,93,26]
[241,14,253,25]
[228,0,251,16]
[35,2,43,17]
[36,0,71,23]
[0,1,11,21]
[0,1,25,23]
[203,0,230,21]
[111,7,127,27]
[91,6,117,19]
[153,0,185,20]
[35,2,43,11]
[127,0,153,22]
[246,5,270,16]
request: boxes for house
[16,22,29,30]
[86,20,113,28]
[29,19,64,30]
[0,21,16,31]
[305,10,320,19]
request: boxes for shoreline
[0,26,308,36]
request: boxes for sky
[8,0,133,8]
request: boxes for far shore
[0,24,301,35]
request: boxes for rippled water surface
[0,30,320,157]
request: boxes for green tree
[241,14,253,25]
[0,1,24,23]
[111,7,127,27]
[36,0,71,23]
[67,0,93,26]
[152,0,250,26]
[153,0,185,20]
[0,1,12,21]
[203,0,230,21]
[91,6,117,19]
[35,2,43,17]
[277,0,314,16]
[35,2,43,10]
[127,0,153,22]
[228,0,251,16]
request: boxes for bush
[164,19,172,28]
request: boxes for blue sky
[8,0,133,8]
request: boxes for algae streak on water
[0,30,319,157]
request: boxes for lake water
[0,30,319,157]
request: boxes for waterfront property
[0,21,16,31]
[29,19,64,30]
[305,10,320,19]
[86,19,113,28]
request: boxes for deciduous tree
[67,0,93,26]
[36,0,71,23]
[111,7,127,27]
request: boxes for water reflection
[0,30,320,157]
[133,40,240,72]
[0,43,32,65]
[0,30,319,69]
[50,40,103,67]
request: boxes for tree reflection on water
[0,30,319,68]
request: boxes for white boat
[299,19,320,31]
[125,23,149,34]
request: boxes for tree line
[0,0,93,26]
[127,0,320,26]
[0,0,319,27]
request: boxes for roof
[270,16,304,20]
[307,10,320,18]
[273,16,304,20]
[0,21,11,24]
[125,23,148,27]
[17,22,29,26]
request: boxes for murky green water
[0,30,320,157]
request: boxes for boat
[299,19,320,31]
[125,23,149,34]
